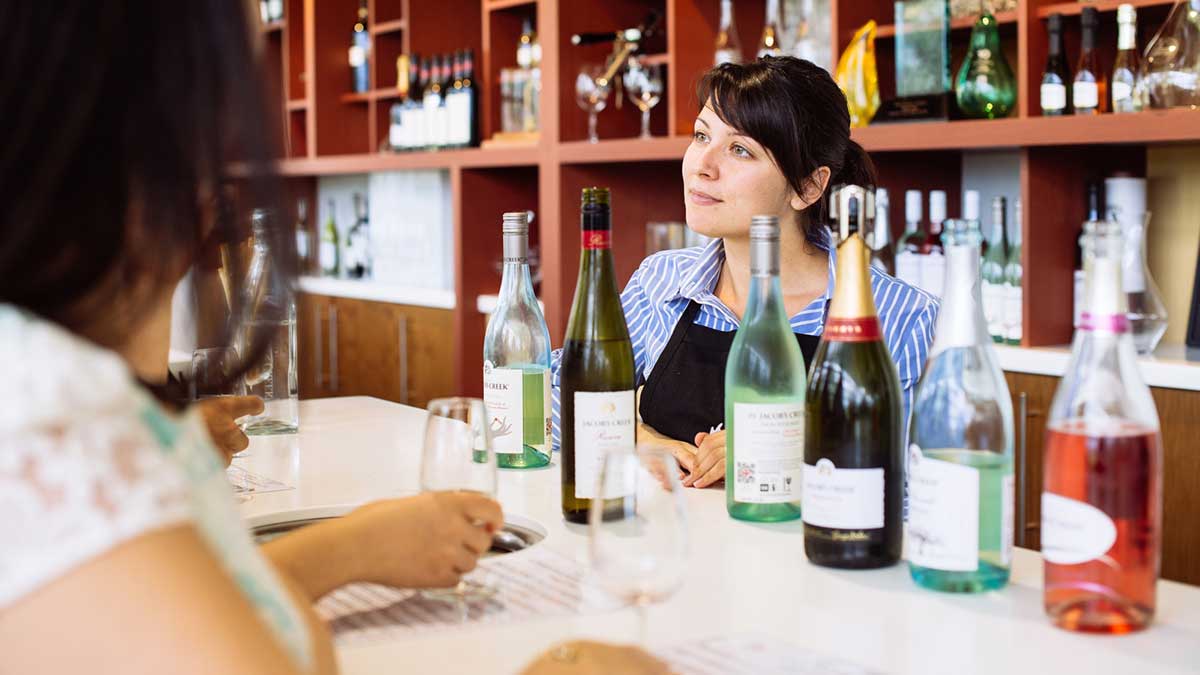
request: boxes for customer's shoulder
[868,268,940,319]
[638,246,708,275]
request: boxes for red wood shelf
[285,99,308,111]
[339,89,404,104]
[557,136,690,164]
[874,10,1017,38]
[639,52,670,67]
[277,145,541,175]
[371,18,406,36]
[260,19,286,33]
[1036,0,1176,18]
[485,0,536,9]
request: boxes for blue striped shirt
[550,237,939,450]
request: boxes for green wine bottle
[725,216,805,522]
[804,186,904,569]
[560,187,636,524]
[955,5,1016,119]
[320,199,340,278]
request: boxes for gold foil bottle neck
[828,232,878,321]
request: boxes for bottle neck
[932,242,990,351]
[747,237,784,324]
[1118,21,1137,51]
[1048,29,1063,57]
[826,234,880,336]
[1080,24,1096,53]
[720,0,733,29]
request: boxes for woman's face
[681,104,797,240]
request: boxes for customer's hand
[684,430,726,488]
[638,422,697,479]
[344,492,503,589]
[521,641,673,675]
[196,395,264,466]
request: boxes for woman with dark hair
[0,4,506,673]
[551,57,938,488]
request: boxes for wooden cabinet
[1005,371,1200,586]
[297,293,454,408]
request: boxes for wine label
[982,281,1002,338]
[348,45,366,68]
[1002,473,1014,566]
[1041,492,1117,565]
[573,390,635,499]
[484,362,525,455]
[895,251,921,288]
[1041,82,1067,111]
[389,122,403,149]
[922,251,945,298]
[732,403,804,504]
[823,317,882,342]
[1073,81,1099,109]
[801,459,885,530]
[319,241,336,271]
[1112,81,1133,104]
[1004,284,1022,342]
[907,448,980,572]
[582,229,612,249]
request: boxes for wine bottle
[923,190,947,299]
[295,198,311,273]
[869,188,895,276]
[560,188,636,524]
[757,0,783,58]
[345,192,371,279]
[1041,14,1072,116]
[320,199,340,278]
[725,216,805,523]
[349,0,370,94]
[517,18,537,70]
[1043,219,1162,633]
[389,54,410,152]
[955,7,1016,119]
[909,217,1015,593]
[1073,7,1106,115]
[484,212,552,470]
[1112,4,1142,113]
[715,0,744,65]
[804,186,904,569]
[895,189,924,288]
[435,55,452,148]
[461,49,478,147]
[981,196,1008,343]
[422,56,443,150]
[1003,199,1023,345]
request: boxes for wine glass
[624,60,663,140]
[588,443,688,644]
[190,347,246,400]
[575,64,611,144]
[420,397,499,604]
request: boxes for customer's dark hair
[696,56,876,245]
[0,1,292,400]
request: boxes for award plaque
[878,0,956,122]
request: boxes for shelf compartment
[1036,0,1177,18]
[371,18,407,35]
[277,145,541,175]
[874,9,1018,38]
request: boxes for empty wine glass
[575,64,611,144]
[588,443,688,644]
[624,60,663,140]
[420,397,498,604]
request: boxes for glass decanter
[1119,212,1168,354]
[1140,0,1200,109]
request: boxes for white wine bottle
[483,212,551,470]
[725,216,805,522]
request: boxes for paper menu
[655,634,885,675]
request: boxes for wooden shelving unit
[253,0,1200,395]
[874,9,1019,38]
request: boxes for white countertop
[239,397,1200,674]
[298,277,456,309]
[995,343,1200,392]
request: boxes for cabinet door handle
[397,314,409,404]
[1018,391,1029,549]
[314,306,324,389]
[328,305,339,392]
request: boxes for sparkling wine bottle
[560,188,636,523]
[349,0,370,94]
[484,212,551,470]
[1112,4,1142,113]
[725,216,805,523]
[1041,14,1072,116]
[923,190,947,299]
[909,218,1014,593]
[715,0,744,66]
[868,188,895,276]
[1003,199,1023,345]
[804,186,904,569]
[757,0,783,58]
[1042,219,1162,634]
[895,189,924,288]
[1073,7,1106,115]
[981,196,1008,343]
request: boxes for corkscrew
[570,10,662,109]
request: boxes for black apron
[639,300,822,444]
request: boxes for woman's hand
[684,431,726,488]
[637,422,697,478]
[196,395,264,466]
[520,641,672,675]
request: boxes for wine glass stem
[588,111,599,144]
[640,110,651,139]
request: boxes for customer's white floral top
[0,305,313,670]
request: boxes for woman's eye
[693,130,708,143]
[732,144,752,158]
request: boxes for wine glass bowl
[575,64,611,143]
[624,60,663,139]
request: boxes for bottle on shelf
[559,188,636,524]
[1112,4,1142,113]
[1074,182,1104,327]
[295,198,311,274]
[1041,13,1072,116]
[869,187,895,276]
[388,55,411,152]
[345,192,371,280]
[406,56,425,150]
[422,56,444,150]
[484,211,552,470]
[320,199,340,278]
[962,189,980,227]
[804,186,904,570]
[785,0,830,71]
[1073,7,1106,115]
[909,217,1014,593]
[1003,199,1023,345]
[436,55,452,148]
[517,18,537,70]
[757,0,783,58]
[955,5,1016,119]
[517,18,542,136]
[715,0,744,66]
[450,49,478,148]
[349,0,370,94]
[1042,219,1162,634]
[725,216,806,523]
[1141,0,1200,110]
[981,196,1008,344]
[896,189,925,289]
[1107,176,1168,354]
[923,190,948,299]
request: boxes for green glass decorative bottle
[955,4,1016,119]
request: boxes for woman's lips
[688,189,722,206]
